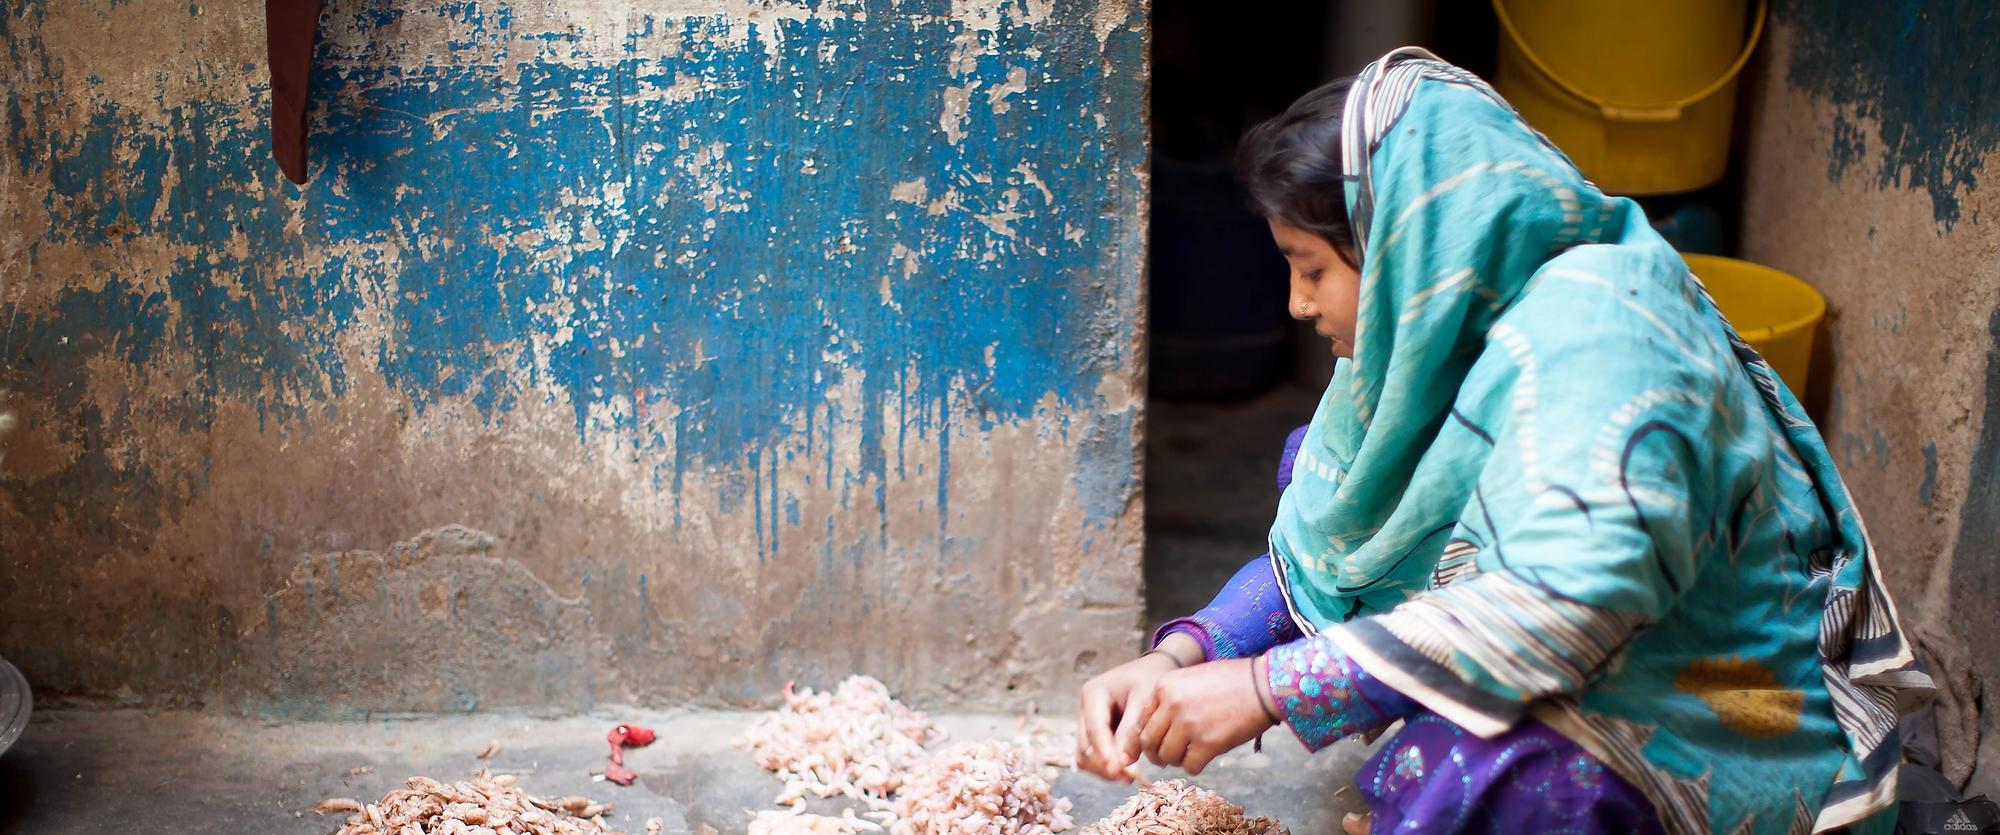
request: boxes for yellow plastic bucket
[1683,254,1824,399]
[1493,0,1767,195]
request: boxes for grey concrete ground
[0,708,1373,834]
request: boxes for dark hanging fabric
[266,0,323,185]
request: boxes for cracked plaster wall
[0,0,1150,715]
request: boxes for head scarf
[1269,50,1606,621]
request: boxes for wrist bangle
[1252,655,1282,725]
[1141,649,1185,669]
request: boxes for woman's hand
[1075,634,1203,781]
[1133,656,1280,775]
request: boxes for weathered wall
[0,0,1149,715]
[1738,1,2000,783]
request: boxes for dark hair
[1236,78,1358,264]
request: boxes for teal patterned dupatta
[1269,49,1933,834]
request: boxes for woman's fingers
[1342,812,1370,835]
[1077,684,1118,778]
[1138,683,1176,765]
[1180,743,1217,776]
[1112,685,1155,769]
[1075,719,1107,778]
[1080,744,1113,779]
[1153,715,1192,768]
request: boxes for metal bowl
[0,657,28,758]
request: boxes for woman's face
[1270,221,1361,359]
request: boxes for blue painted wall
[1778,0,2000,229]
[0,0,1148,712]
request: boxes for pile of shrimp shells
[1077,779,1288,835]
[314,771,630,835]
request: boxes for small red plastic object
[604,723,657,786]
[609,724,657,748]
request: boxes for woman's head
[1238,78,1362,358]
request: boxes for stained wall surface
[0,0,1149,714]
[1739,1,2000,783]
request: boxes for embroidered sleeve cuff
[1151,618,1218,662]
[1264,633,1403,752]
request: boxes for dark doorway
[1141,0,1499,629]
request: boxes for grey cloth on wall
[1905,624,1983,789]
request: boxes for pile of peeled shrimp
[736,675,942,808]
[737,675,1288,835]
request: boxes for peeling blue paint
[1780,0,2000,228]
[1,0,1145,527]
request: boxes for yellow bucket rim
[1491,0,1769,123]
[1681,253,1825,344]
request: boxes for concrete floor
[0,708,1373,834]
[0,387,1356,834]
